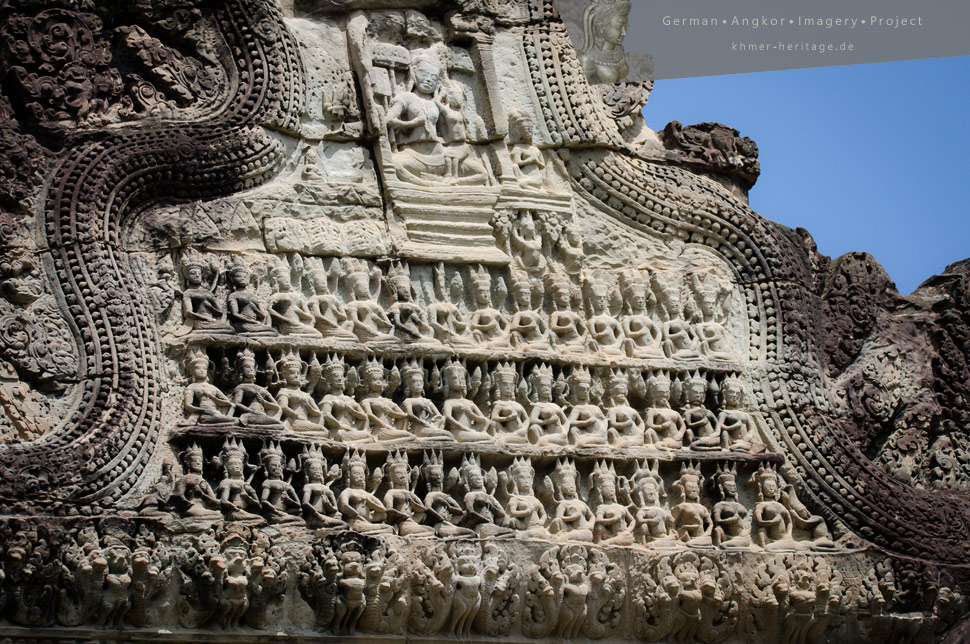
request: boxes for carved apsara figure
[231,348,283,429]
[508,109,545,188]
[269,258,322,337]
[421,451,475,537]
[385,261,438,344]
[565,367,609,448]
[644,374,688,449]
[501,457,549,538]
[683,374,719,451]
[510,212,547,275]
[307,259,357,341]
[179,256,233,334]
[258,441,304,525]
[358,358,410,442]
[318,355,371,443]
[625,460,678,547]
[468,266,509,347]
[400,359,452,441]
[670,465,713,546]
[182,348,237,426]
[172,443,222,521]
[527,363,569,447]
[213,439,264,523]
[589,461,636,546]
[344,260,397,344]
[449,543,484,636]
[299,445,347,530]
[490,362,530,445]
[656,274,701,359]
[507,273,551,351]
[382,451,436,537]
[428,263,475,346]
[546,273,589,354]
[605,369,645,448]
[686,271,734,360]
[276,352,327,433]
[338,450,393,534]
[752,465,798,551]
[716,376,759,452]
[619,269,663,358]
[579,0,631,84]
[711,465,750,548]
[453,454,511,538]
[585,276,626,356]
[225,261,277,337]
[441,360,492,443]
[547,458,595,542]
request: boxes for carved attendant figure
[590,461,636,546]
[307,261,357,341]
[385,261,437,344]
[547,459,595,542]
[421,451,475,537]
[683,375,719,451]
[441,360,492,443]
[546,273,589,354]
[338,450,393,534]
[231,348,283,429]
[508,109,545,188]
[716,376,759,452]
[605,369,645,448]
[508,274,550,351]
[269,259,322,337]
[527,363,569,447]
[565,367,609,448]
[752,466,798,551]
[626,461,677,547]
[214,439,264,523]
[644,374,687,449]
[712,466,750,548]
[179,257,233,334]
[318,355,371,443]
[383,451,436,537]
[428,264,475,346]
[579,0,631,84]
[183,348,237,426]
[501,457,549,538]
[454,454,510,538]
[344,260,397,344]
[670,465,713,546]
[173,443,222,520]
[226,262,277,337]
[468,266,509,347]
[490,362,530,445]
[299,445,347,529]
[585,277,625,356]
[359,359,411,442]
[510,213,547,275]
[276,352,327,433]
[619,270,663,358]
[401,359,452,441]
[259,442,304,525]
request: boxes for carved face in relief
[603,11,628,46]
[464,464,484,489]
[307,459,324,482]
[264,455,283,478]
[188,357,209,382]
[723,382,742,407]
[512,280,532,308]
[238,355,257,381]
[609,376,628,403]
[533,374,553,402]
[599,475,617,501]
[640,477,659,504]
[185,264,203,286]
[761,476,779,500]
[698,289,718,318]
[328,365,346,390]
[281,359,303,386]
[513,466,533,493]
[682,475,700,500]
[185,451,204,473]
[571,375,591,402]
[496,371,516,399]
[470,277,492,306]
[413,58,442,96]
[560,470,578,497]
[403,369,425,396]
[229,266,250,289]
[348,463,366,488]
[389,462,409,487]
[227,456,244,478]
[686,381,707,405]
[589,288,609,314]
[648,379,671,406]
[625,284,647,312]
[720,475,738,500]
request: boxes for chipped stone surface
[0,0,968,642]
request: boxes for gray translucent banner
[559,0,970,81]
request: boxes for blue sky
[642,56,970,295]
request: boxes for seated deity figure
[565,367,609,448]
[578,0,631,85]
[382,451,436,537]
[338,450,394,534]
[318,356,371,443]
[343,260,397,344]
[510,212,547,276]
[468,266,509,347]
[259,442,304,525]
[627,461,678,547]
[508,109,546,188]
[557,223,584,277]
[299,445,347,529]
[268,258,322,337]
[670,465,713,546]
[712,465,750,548]
[172,443,222,521]
[231,348,283,429]
[400,359,452,441]
[441,360,492,443]
[183,348,237,426]
[226,262,277,337]
[385,261,438,345]
[179,257,233,335]
[501,457,549,538]
[421,451,476,537]
[508,274,551,352]
[716,376,759,452]
[584,277,625,356]
[454,454,511,538]
[605,369,645,448]
[429,264,475,346]
[359,358,411,442]
[307,260,357,341]
[655,274,701,359]
[682,374,719,451]
[546,459,595,542]
[618,270,663,358]
[752,465,798,551]
[546,273,589,354]
[644,374,687,449]
[275,352,327,433]
[214,439,264,524]
[781,480,835,550]
[490,363,530,445]
[527,363,569,447]
[589,461,636,546]
[687,272,735,361]
[384,53,488,186]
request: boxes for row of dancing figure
[184,349,761,452]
